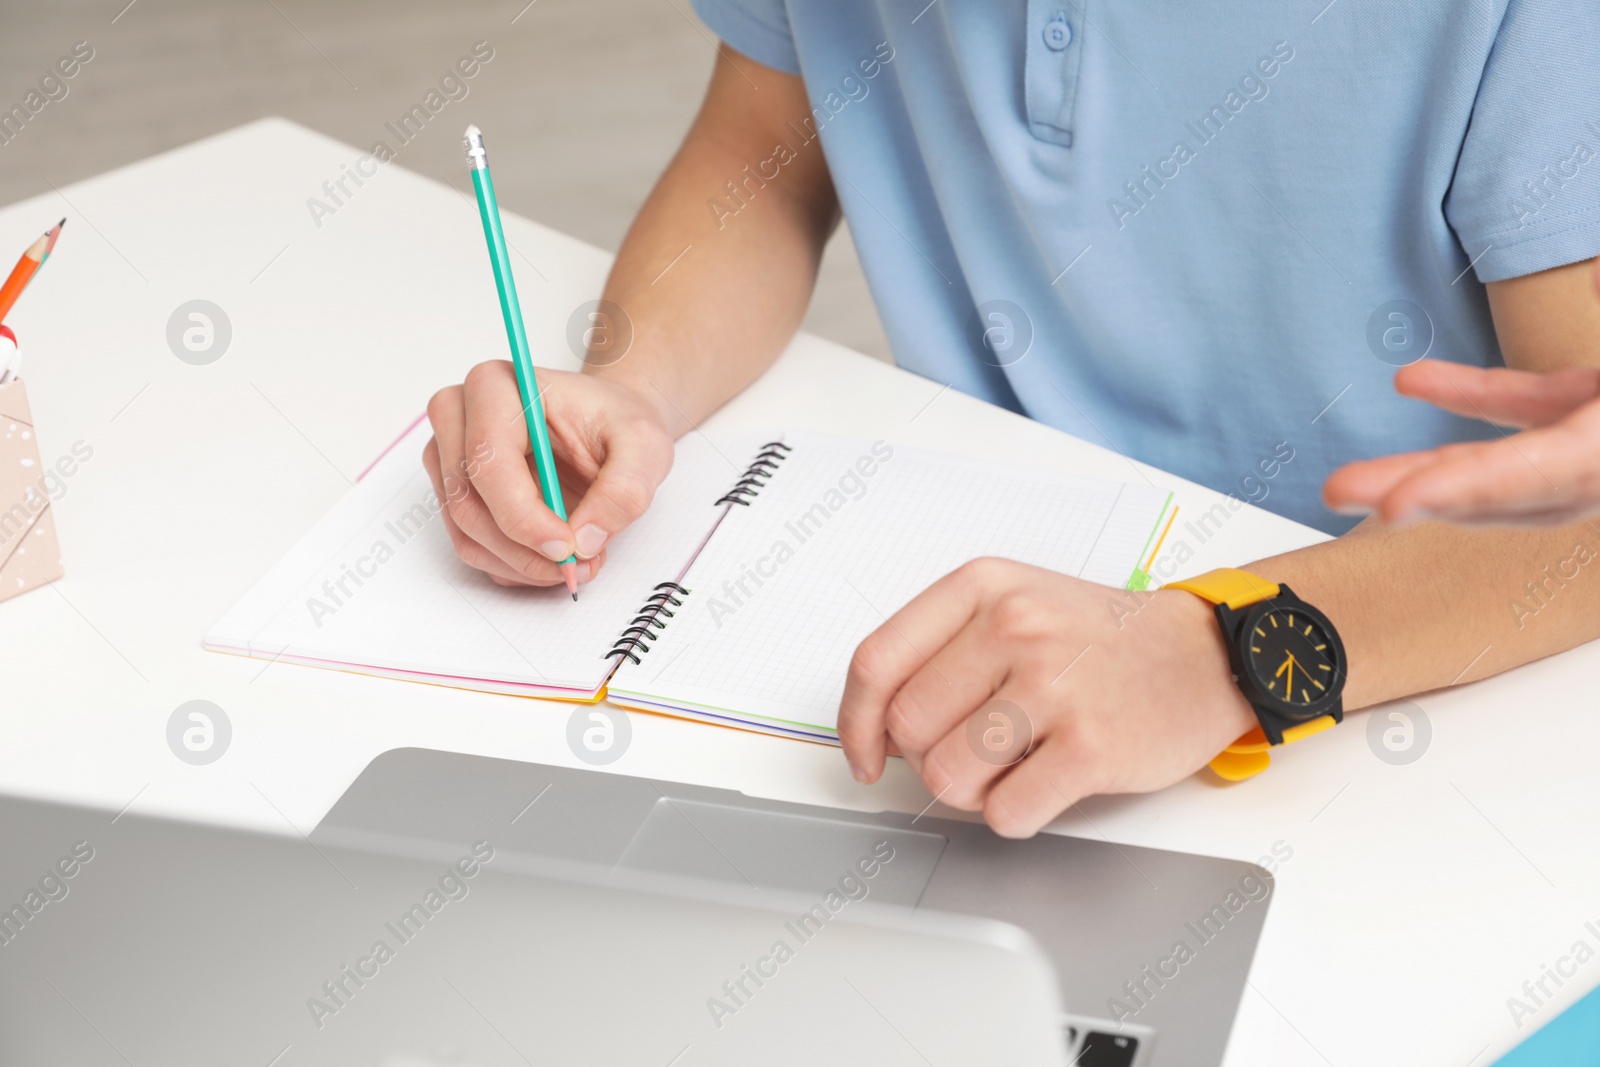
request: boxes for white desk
[3,118,1594,1066]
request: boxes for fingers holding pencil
[424,365,675,591]
[427,372,587,589]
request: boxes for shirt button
[1043,16,1072,51]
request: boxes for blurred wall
[0,0,890,359]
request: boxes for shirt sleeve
[1445,0,1600,283]
[690,0,800,74]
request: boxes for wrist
[1153,589,1257,744]
[585,363,680,437]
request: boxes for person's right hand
[423,362,674,587]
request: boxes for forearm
[1252,517,1600,707]
[587,56,839,435]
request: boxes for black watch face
[1241,601,1344,718]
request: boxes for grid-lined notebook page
[610,432,1171,735]
[207,420,749,695]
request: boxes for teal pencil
[463,124,578,600]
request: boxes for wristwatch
[1165,568,1348,781]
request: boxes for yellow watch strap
[1164,567,1333,781]
[1206,717,1337,781]
[1164,567,1280,610]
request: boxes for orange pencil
[0,218,65,326]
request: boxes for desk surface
[2,118,1593,1066]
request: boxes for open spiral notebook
[207,418,1175,742]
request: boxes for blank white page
[609,432,1171,736]
[207,419,752,696]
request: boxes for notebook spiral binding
[604,582,691,666]
[713,440,792,507]
[605,442,791,667]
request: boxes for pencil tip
[572,592,578,602]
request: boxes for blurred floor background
[0,0,891,360]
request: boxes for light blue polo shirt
[691,0,1600,533]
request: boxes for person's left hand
[1322,360,1600,526]
[837,559,1257,838]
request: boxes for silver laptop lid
[0,792,1068,1065]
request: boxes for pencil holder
[0,329,65,602]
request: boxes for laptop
[0,790,1068,1065]
[310,747,1279,1065]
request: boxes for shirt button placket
[1025,2,1084,147]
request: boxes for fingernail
[575,560,593,582]
[1330,503,1374,517]
[575,524,608,559]
[538,539,571,562]
[849,762,868,783]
